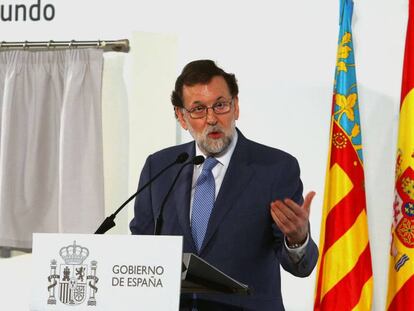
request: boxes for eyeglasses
[182,98,233,119]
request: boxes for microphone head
[176,152,189,164]
[192,155,205,165]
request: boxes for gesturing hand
[270,191,316,245]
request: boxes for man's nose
[205,108,218,124]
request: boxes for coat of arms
[47,241,98,306]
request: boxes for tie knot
[202,157,218,172]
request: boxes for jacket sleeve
[272,156,319,277]
[129,155,156,235]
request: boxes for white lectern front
[31,233,183,311]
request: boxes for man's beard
[186,121,235,156]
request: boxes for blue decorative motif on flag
[332,0,363,162]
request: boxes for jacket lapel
[169,143,197,251]
[199,131,254,255]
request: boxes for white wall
[0,0,408,309]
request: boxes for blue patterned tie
[191,157,219,251]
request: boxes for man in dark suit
[130,60,318,311]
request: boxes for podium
[28,233,249,311]
[181,253,249,295]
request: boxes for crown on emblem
[59,241,89,264]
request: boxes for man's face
[176,75,239,156]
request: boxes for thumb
[303,191,316,212]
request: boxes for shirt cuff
[284,233,309,263]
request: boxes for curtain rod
[0,39,130,53]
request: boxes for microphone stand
[154,155,205,235]
[95,152,189,234]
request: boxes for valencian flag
[314,0,373,310]
[387,1,414,309]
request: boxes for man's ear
[233,96,240,120]
[175,107,188,130]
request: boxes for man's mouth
[207,131,223,139]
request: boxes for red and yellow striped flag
[314,1,373,310]
[387,1,414,309]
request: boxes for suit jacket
[130,130,318,311]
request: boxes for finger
[271,207,304,240]
[273,199,308,232]
[282,198,303,216]
[271,200,296,222]
[284,191,316,215]
[270,208,294,235]
[271,202,292,223]
[302,191,316,213]
[270,201,300,232]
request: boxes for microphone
[94,152,189,234]
[154,155,205,235]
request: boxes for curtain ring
[23,41,28,49]
[69,40,75,49]
[97,40,101,48]
[47,40,54,49]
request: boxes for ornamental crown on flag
[386,0,414,310]
[314,0,373,310]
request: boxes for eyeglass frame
[181,98,234,119]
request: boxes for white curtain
[0,49,105,249]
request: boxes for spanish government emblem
[47,241,98,306]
